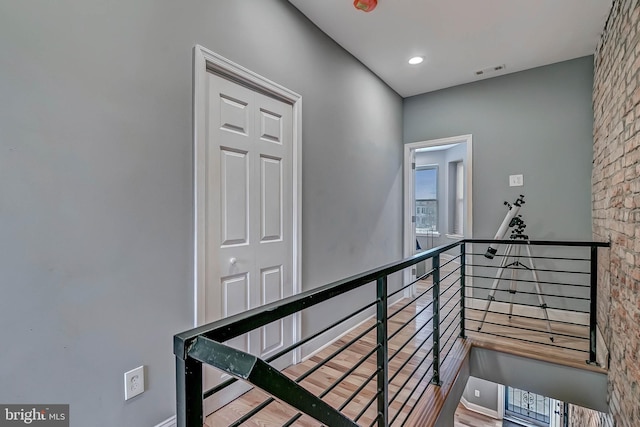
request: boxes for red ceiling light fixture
[353,0,377,12]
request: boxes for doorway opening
[403,135,473,289]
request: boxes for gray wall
[470,347,608,413]
[463,377,500,411]
[0,1,403,426]
[404,56,594,241]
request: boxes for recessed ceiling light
[408,56,424,65]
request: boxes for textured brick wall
[570,404,616,427]
[589,0,640,426]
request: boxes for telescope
[484,195,525,259]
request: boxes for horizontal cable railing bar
[441,332,462,366]
[318,345,379,399]
[281,346,381,427]
[280,371,383,427]
[439,266,462,285]
[465,306,588,327]
[204,300,377,398]
[354,390,381,422]
[469,329,588,352]
[440,312,460,347]
[468,274,589,289]
[388,284,435,320]
[294,322,378,384]
[439,279,462,307]
[176,242,462,355]
[439,333,460,367]
[339,369,380,411]
[388,267,436,299]
[440,253,462,269]
[206,315,378,400]
[464,239,610,247]
[188,337,358,427]
[388,303,435,343]
[466,263,590,275]
[369,415,381,427]
[228,397,274,427]
[389,355,436,417]
[467,284,590,301]
[468,318,589,341]
[388,329,435,382]
[391,358,436,425]
[281,413,301,427]
[466,252,590,262]
[465,295,590,313]
[439,304,462,337]
[176,239,608,427]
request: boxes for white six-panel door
[203,71,294,411]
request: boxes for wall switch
[124,366,145,400]
[509,174,524,187]
[474,389,480,398]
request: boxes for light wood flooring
[204,263,605,426]
[206,273,465,427]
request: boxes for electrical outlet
[509,174,524,187]
[124,366,145,400]
[474,389,480,398]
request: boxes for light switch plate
[509,174,524,187]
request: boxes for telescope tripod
[477,236,555,342]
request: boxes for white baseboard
[154,415,176,427]
[460,397,500,419]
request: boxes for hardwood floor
[204,261,604,426]
[206,266,465,427]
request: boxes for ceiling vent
[474,64,506,76]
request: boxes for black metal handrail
[174,239,608,427]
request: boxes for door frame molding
[403,135,473,295]
[193,45,302,359]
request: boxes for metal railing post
[176,355,203,427]
[588,245,598,365]
[460,242,466,338]
[431,255,441,385]
[376,276,389,427]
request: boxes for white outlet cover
[124,365,145,400]
[474,389,480,398]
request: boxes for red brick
[591,1,640,426]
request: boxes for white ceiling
[288,0,612,97]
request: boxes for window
[415,166,437,233]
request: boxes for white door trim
[403,135,473,295]
[193,45,302,360]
